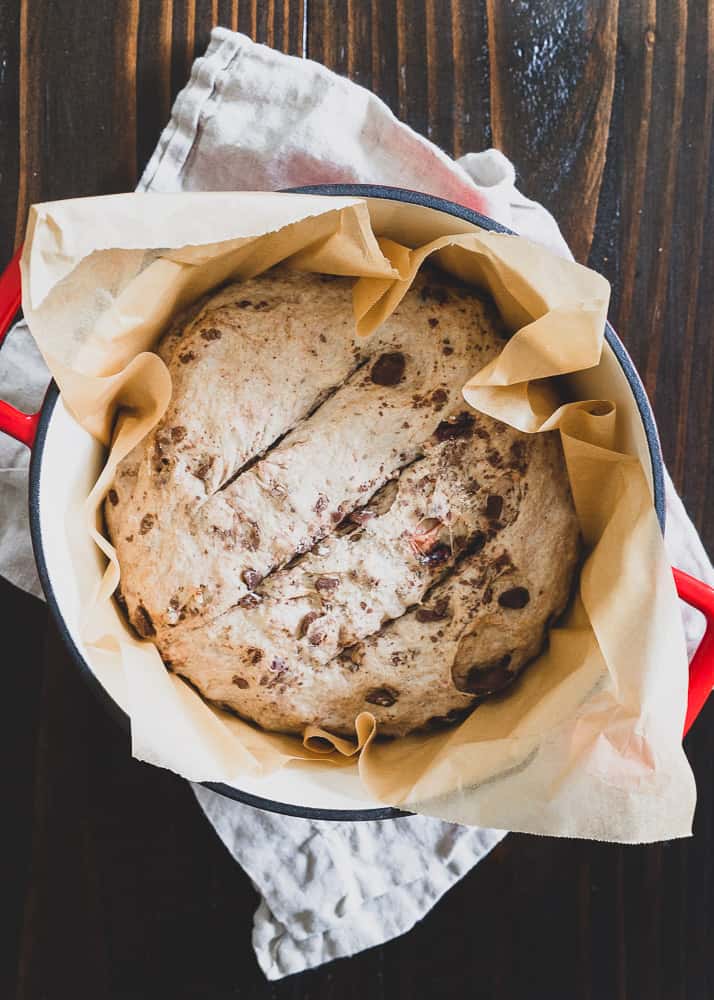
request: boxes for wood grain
[0,579,47,999]
[487,0,619,263]
[0,0,20,265]
[448,0,491,158]
[1,2,714,998]
[586,1,714,557]
[14,0,141,245]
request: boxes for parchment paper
[21,191,696,841]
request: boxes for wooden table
[2,3,713,997]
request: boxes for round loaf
[106,267,580,737]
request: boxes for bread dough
[106,267,580,736]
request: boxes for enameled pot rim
[28,184,666,820]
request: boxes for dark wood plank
[13,0,140,243]
[487,0,619,263]
[235,0,305,53]
[0,0,20,264]
[217,0,239,33]
[171,1,198,100]
[664,2,714,545]
[0,580,47,999]
[15,626,112,999]
[449,0,491,158]
[307,0,350,73]
[365,1,400,114]
[136,0,175,177]
[13,626,269,999]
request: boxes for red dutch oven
[2,186,714,821]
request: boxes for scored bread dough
[106,267,580,737]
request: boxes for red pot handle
[674,567,714,735]
[0,244,39,449]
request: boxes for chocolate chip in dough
[237,593,261,609]
[509,440,527,473]
[435,412,475,442]
[139,513,155,535]
[107,488,119,506]
[418,543,450,568]
[315,576,340,594]
[200,327,222,341]
[464,654,513,694]
[498,587,530,609]
[232,675,249,689]
[485,494,503,519]
[431,388,448,410]
[133,604,156,638]
[365,687,399,707]
[370,352,406,387]
[465,531,486,555]
[415,598,450,623]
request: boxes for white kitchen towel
[193,785,505,978]
[1,28,712,981]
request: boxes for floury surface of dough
[106,268,580,736]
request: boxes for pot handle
[0,245,39,449]
[674,568,714,735]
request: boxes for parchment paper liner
[21,192,696,841]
